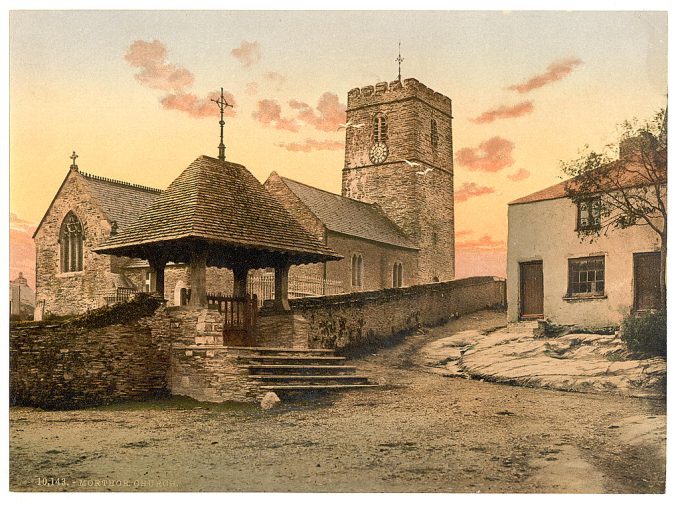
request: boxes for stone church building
[33,77,455,317]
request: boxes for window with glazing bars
[568,256,605,297]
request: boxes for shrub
[620,309,666,357]
[68,293,162,329]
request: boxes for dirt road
[10,309,666,492]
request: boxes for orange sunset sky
[9,10,667,288]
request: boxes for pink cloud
[125,40,237,120]
[245,82,258,95]
[471,101,534,124]
[264,71,285,89]
[288,92,346,132]
[507,167,531,182]
[125,40,195,91]
[457,234,506,252]
[508,58,583,94]
[456,137,515,172]
[454,182,496,202]
[252,99,299,132]
[230,41,261,68]
[277,139,344,152]
[10,213,36,289]
[161,90,236,119]
[455,229,474,238]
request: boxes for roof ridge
[281,176,378,208]
[80,171,163,194]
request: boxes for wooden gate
[519,261,544,319]
[207,293,258,346]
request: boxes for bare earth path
[10,309,666,493]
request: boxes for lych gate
[94,155,342,347]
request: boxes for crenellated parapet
[347,78,452,116]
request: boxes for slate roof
[95,156,342,265]
[509,150,667,206]
[279,177,418,250]
[80,172,162,229]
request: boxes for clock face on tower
[369,142,389,165]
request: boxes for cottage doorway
[519,261,543,319]
[633,252,662,311]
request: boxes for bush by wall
[620,309,666,357]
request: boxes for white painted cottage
[506,140,666,327]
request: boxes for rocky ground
[422,321,666,398]
[10,309,666,493]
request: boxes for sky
[8,9,668,286]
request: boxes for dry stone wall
[291,276,506,350]
[10,320,170,409]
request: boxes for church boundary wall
[291,276,506,350]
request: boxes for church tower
[341,78,455,283]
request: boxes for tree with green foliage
[561,108,667,304]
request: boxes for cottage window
[568,256,605,297]
[577,198,602,230]
[373,114,388,143]
[351,253,364,288]
[431,119,439,146]
[59,212,83,272]
[392,262,403,288]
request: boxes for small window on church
[392,262,403,288]
[373,114,388,143]
[351,253,364,289]
[431,119,439,146]
[59,212,84,273]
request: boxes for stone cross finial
[70,151,79,171]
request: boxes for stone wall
[34,171,119,316]
[255,312,310,348]
[325,232,417,292]
[10,320,170,409]
[169,346,260,403]
[291,276,506,350]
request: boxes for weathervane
[211,87,233,161]
[396,41,404,82]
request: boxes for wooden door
[520,261,544,319]
[634,252,662,311]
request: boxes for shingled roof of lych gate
[94,155,342,266]
[278,176,418,250]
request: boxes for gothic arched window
[392,262,403,288]
[351,253,364,289]
[60,212,83,272]
[373,114,388,143]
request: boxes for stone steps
[241,364,357,374]
[236,346,379,398]
[227,345,334,355]
[261,384,379,392]
[250,374,370,383]
[237,355,347,365]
